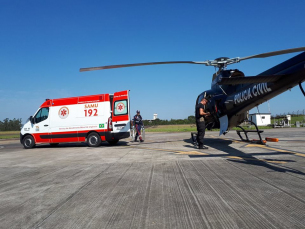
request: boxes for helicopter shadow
[183,137,305,176]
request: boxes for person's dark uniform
[196,99,208,149]
[133,110,144,142]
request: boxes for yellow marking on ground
[246,144,305,158]
[208,135,217,138]
[226,156,287,164]
[175,151,208,155]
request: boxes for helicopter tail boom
[217,75,284,85]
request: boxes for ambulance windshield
[34,108,49,123]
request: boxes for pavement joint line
[226,156,287,164]
[125,145,209,155]
[245,144,305,157]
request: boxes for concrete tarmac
[0,128,305,228]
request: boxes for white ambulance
[20,90,131,149]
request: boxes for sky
[1,0,305,123]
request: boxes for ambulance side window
[35,108,49,123]
[114,100,128,116]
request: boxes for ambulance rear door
[112,90,130,133]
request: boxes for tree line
[272,111,305,119]
[143,116,195,126]
[0,118,22,131]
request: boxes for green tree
[0,118,22,131]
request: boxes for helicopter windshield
[196,90,213,104]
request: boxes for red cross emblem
[116,102,125,112]
[58,107,69,119]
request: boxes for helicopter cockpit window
[197,94,204,104]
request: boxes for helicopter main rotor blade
[80,61,206,72]
[80,47,305,72]
[240,47,305,61]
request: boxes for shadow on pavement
[183,137,305,176]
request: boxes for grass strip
[0,131,20,139]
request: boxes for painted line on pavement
[226,156,287,164]
[246,144,305,158]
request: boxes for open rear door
[112,90,130,134]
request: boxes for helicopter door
[219,115,228,136]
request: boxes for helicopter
[80,47,305,138]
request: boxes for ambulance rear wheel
[23,135,35,149]
[107,140,119,145]
[87,132,101,147]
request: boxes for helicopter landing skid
[236,120,265,145]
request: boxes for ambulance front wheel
[87,132,101,147]
[23,135,35,149]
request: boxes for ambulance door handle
[44,125,49,127]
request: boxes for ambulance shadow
[35,143,88,148]
[36,141,130,148]
[102,141,129,147]
[183,137,305,176]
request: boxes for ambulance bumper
[20,133,23,144]
[103,132,130,141]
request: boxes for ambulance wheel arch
[22,134,36,149]
[87,131,101,147]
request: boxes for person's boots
[139,135,144,142]
[198,144,208,149]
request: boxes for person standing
[195,98,210,149]
[132,110,144,142]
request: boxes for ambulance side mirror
[30,116,34,124]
